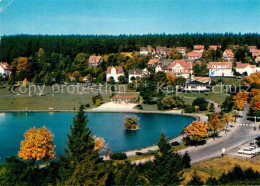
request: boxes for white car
[238,148,258,155]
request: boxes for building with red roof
[166,59,193,79]
[106,66,125,82]
[235,62,260,76]
[147,58,159,66]
[88,56,103,67]
[193,45,205,53]
[209,45,221,50]
[223,50,234,61]
[187,52,203,61]
[208,62,233,77]
[0,62,12,77]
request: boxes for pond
[0,112,194,162]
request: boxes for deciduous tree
[18,126,55,163]
[184,121,208,146]
[207,113,223,139]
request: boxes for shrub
[110,152,127,160]
[171,141,180,146]
[157,96,185,110]
[135,152,143,155]
[184,104,196,113]
[134,104,143,110]
[192,97,208,111]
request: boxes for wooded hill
[1,33,260,62]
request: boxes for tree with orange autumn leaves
[18,126,55,164]
[94,137,105,152]
[222,113,235,134]
[207,113,224,139]
[241,71,260,89]
[233,91,248,110]
[249,89,260,117]
[184,121,208,146]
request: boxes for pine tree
[182,151,191,168]
[65,105,95,162]
[151,132,185,185]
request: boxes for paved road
[131,104,259,164]
[185,104,259,163]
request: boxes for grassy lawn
[182,156,260,184]
[211,77,241,85]
[141,104,158,111]
[0,85,139,110]
[179,85,229,105]
[127,154,153,161]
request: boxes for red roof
[209,45,221,50]
[148,58,159,65]
[112,95,137,99]
[208,62,232,69]
[236,62,256,69]
[187,52,203,57]
[224,50,234,57]
[249,46,257,50]
[167,59,192,74]
[0,62,12,70]
[106,66,124,74]
[252,49,260,57]
[194,45,205,50]
[89,56,102,64]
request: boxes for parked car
[238,148,258,155]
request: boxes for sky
[0,0,259,35]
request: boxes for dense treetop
[1,33,260,62]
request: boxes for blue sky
[0,0,259,35]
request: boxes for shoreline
[0,108,206,156]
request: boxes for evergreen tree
[150,132,185,185]
[182,151,191,168]
[187,171,204,185]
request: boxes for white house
[208,62,233,77]
[223,50,234,61]
[183,77,211,92]
[140,46,155,55]
[166,59,193,79]
[128,69,143,82]
[235,62,260,76]
[193,45,204,53]
[0,62,12,77]
[187,52,203,61]
[176,47,186,55]
[106,66,125,82]
[88,56,103,67]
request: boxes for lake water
[0,112,194,162]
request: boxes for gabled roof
[0,62,12,70]
[236,62,256,69]
[208,62,232,69]
[89,56,102,64]
[249,46,257,50]
[106,66,124,74]
[167,59,192,74]
[156,46,167,50]
[252,49,260,57]
[224,50,234,57]
[209,45,221,50]
[147,58,159,65]
[194,45,205,50]
[187,52,203,57]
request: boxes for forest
[1,33,260,62]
